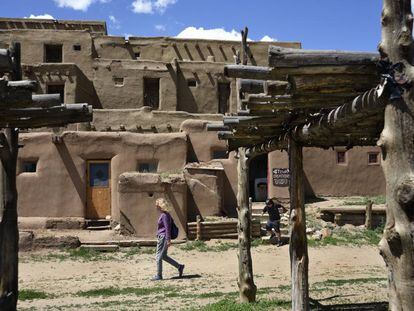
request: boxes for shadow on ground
[170,274,202,280]
[310,297,388,310]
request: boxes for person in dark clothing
[262,198,283,246]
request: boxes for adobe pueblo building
[0,17,385,238]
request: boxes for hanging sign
[272,168,290,187]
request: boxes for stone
[306,227,315,234]
[19,231,34,251]
[321,228,332,238]
[32,235,81,250]
[114,224,121,232]
[312,230,323,240]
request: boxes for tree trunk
[237,147,257,303]
[0,129,19,311]
[378,1,414,310]
[288,138,309,311]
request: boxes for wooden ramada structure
[0,43,92,310]
[208,1,414,310]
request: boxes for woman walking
[152,198,184,280]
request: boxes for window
[212,150,228,159]
[368,152,380,165]
[44,44,63,63]
[336,151,347,165]
[73,44,81,51]
[218,82,230,114]
[143,78,160,109]
[22,161,37,173]
[187,78,197,87]
[47,84,65,103]
[113,77,124,86]
[134,52,141,59]
[137,162,158,173]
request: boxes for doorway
[249,154,268,202]
[86,160,111,219]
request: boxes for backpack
[170,217,179,240]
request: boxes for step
[86,225,112,231]
[85,219,111,230]
[80,244,119,252]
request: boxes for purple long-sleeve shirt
[157,212,171,241]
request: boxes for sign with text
[272,168,290,187]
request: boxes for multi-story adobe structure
[0,17,385,238]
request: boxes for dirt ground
[17,198,388,310]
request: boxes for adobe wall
[268,147,386,199]
[180,120,238,216]
[17,131,187,222]
[118,173,187,239]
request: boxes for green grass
[312,277,387,288]
[179,240,239,252]
[191,299,291,311]
[308,227,383,247]
[121,246,154,257]
[27,248,119,262]
[76,285,176,298]
[19,289,50,301]
[342,195,386,206]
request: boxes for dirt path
[18,242,387,310]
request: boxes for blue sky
[0,0,382,51]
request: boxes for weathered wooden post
[288,138,309,311]
[377,1,414,309]
[237,147,257,302]
[365,200,373,229]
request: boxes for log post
[377,1,414,309]
[196,215,202,241]
[288,138,309,311]
[365,200,373,230]
[237,147,256,303]
[0,129,19,311]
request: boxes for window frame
[44,44,63,63]
[368,152,380,166]
[336,150,347,166]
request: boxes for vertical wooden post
[196,215,202,241]
[0,42,21,310]
[288,138,309,311]
[0,129,19,311]
[237,147,256,303]
[378,1,414,309]
[365,200,373,230]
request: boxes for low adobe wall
[118,173,187,239]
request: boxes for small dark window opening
[44,44,63,63]
[114,77,124,86]
[212,150,228,159]
[134,52,141,59]
[47,84,65,103]
[218,82,231,114]
[144,78,160,109]
[138,162,158,173]
[22,161,37,173]
[73,44,81,51]
[368,152,380,165]
[187,78,197,87]
[336,151,347,165]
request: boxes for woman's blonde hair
[155,198,171,213]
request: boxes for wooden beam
[288,138,309,311]
[240,79,264,94]
[206,123,230,131]
[269,46,379,68]
[237,147,257,302]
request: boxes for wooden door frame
[86,159,111,219]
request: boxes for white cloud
[260,35,277,42]
[109,15,121,29]
[131,0,176,14]
[25,14,55,19]
[155,24,166,31]
[53,0,109,11]
[176,27,251,41]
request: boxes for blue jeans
[156,235,180,277]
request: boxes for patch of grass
[19,289,50,301]
[191,298,291,311]
[121,246,154,258]
[308,227,383,247]
[342,195,386,206]
[76,285,176,298]
[313,277,387,288]
[179,240,238,252]
[27,248,119,262]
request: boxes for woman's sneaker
[151,275,163,281]
[178,264,185,277]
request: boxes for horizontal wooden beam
[240,79,264,94]
[206,123,229,131]
[269,46,379,68]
